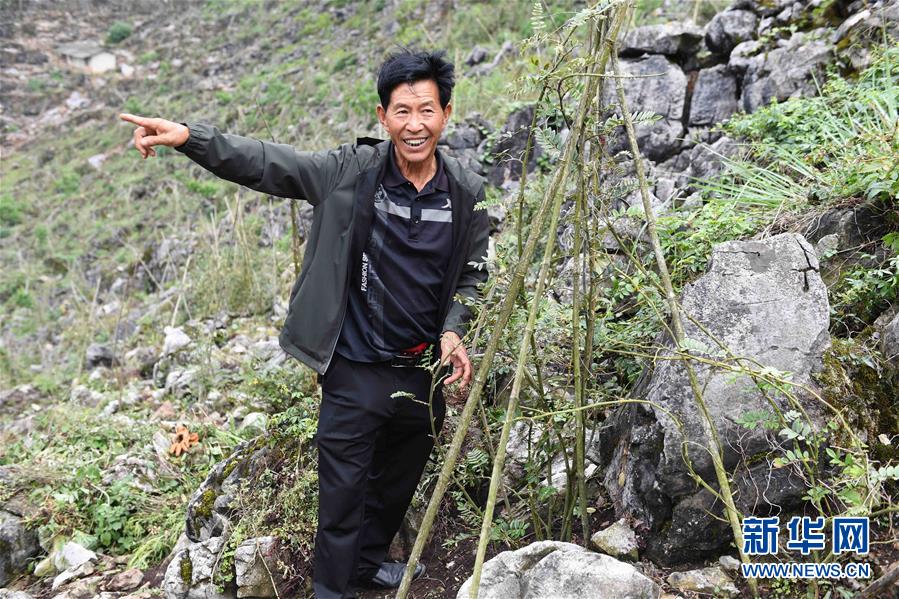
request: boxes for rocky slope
[2,0,899,598]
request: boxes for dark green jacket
[175,123,489,374]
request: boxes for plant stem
[466,6,626,597]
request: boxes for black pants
[312,352,446,599]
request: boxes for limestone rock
[603,55,687,161]
[620,22,703,56]
[740,31,832,113]
[705,10,758,56]
[882,312,899,364]
[106,567,144,592]
[486,104,544,186]
[53,542,96,573]
[88,52,117,74]
[668,566,739,597]
[0,510,40,587]
[689,65,739,126]
[600,233,831,564]
[163,326,192,356]
[234,537,284,598]
[591,519,639,560]
[719,554,741,572]
[456,541,659,599]
[162,536,233,599]
[86,343,115,369]
[185,438,269,542]
[52,561,95,591]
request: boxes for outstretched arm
[119,113,343,205]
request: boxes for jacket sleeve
[173,122,342,205]
[442,183,490,339]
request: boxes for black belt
[389,343,435,368]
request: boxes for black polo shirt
[335,144,454,362]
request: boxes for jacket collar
[355,136,482,198]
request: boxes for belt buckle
[391,353,421,368]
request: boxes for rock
[106,567,144,592]
[802,202,889,249]
[591,519,639,560]
[54,542,97,572]
[234,536,284,598]
[728,40,761,76]
[125,346,157,376]
[162,536,232,599]
[668,566,739,597]
[469,41,516,77]
[52,561,95,590]
[34,556,56,577]
[165,368,198,399]
[64,91,90,110]
[620,22,703,56]
[466,45,489,66]
[163,326,192,355]
[88,52,117,74]
[687,135,738,180]
[603,55,687,161]
[456,541,659,599]
[238,412,267,435]
[56,41,104,63]
[882,312,899,364]
[120,63,135,77]
[443,121,485,151]
[0,591,35,599]
[832,4,899,71]
[486,104,544,186]
[185,438,270,542]
[0,385,46,416]
[689,65,739,126]
[85,343,115,369]
[600,233,831,564]
[0,510,40,587]
[740,31,832,113]
[705,10,758,56]
[87,154,107,170]
[719,554,741,572]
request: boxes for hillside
[2,0,899,598]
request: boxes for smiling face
[376,78,452,169]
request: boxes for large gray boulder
[705,9,758,56]
[0,510,40,587]
[456,541,659,599]
[740,31,832,113]
[689,65,739,126]
[603,55,687,161]
[600,233,831,564]
[620,22,703,56]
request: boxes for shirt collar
[382,142,449,193]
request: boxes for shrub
[106,21,133,44]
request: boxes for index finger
[119,113,151,127]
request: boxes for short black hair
[377,49,455,110]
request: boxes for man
[120,49,489,599]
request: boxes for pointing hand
[119,113,190,159]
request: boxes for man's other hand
[440,331,471,388]
[119,113,190,159]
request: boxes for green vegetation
[2,0,897,594]
[106,21,133,44]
